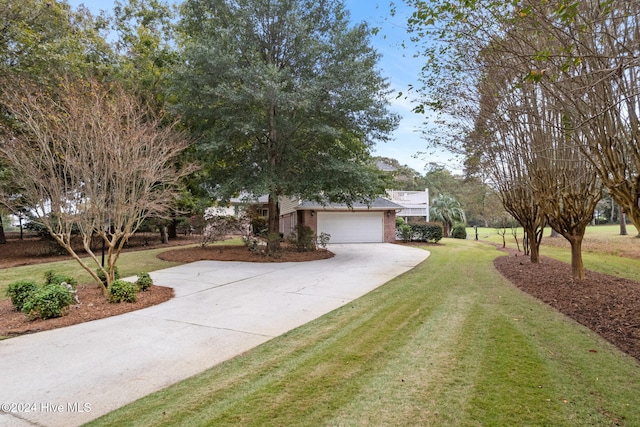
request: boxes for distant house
[387,189,430,223]
[218,194,269,218]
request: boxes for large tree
[0,76,193,291]
[406,0,640,237]
[172,0,398,245]
[0,0,113,244]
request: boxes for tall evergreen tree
[172,0,398,244]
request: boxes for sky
[66,0,457,174]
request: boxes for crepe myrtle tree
[172,0,398,249]
[0,75,194,293]
[405,0,640,236]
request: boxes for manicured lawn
[86,239,640,426]
[0,246,185,297]
[0,238,244,297]
[471,224,640,281]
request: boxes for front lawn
[87,239,640,426]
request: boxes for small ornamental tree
[0,76,194,293]
[199,207,248,247]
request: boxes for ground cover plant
[87,239,640,427]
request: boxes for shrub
[5,280,39,312]
[21,283,73,320]
[136,272,153,291]
[97,266,120,287]
[250,217,268,236]
[451,224,467,239]
[108,279,138,303]
[44,271,78,287]
[288,225,316,251]
[398,223,413,242]
[411,223,443,243]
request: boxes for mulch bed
[157,244,334,263]
[0,283,174,337]
[494,248,640,361]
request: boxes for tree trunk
[0,215,6,244]
[267,194,280,251]
[529,239,540,264]
[168,218,178,240]
[569,235,585,280]
[525,226,543,264]
[619,205,628,236]
[160,225,169,244]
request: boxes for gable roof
[297,197,403,210]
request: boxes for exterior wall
[383,210,397,243]
[278,196,300,216]
[279,213,297,238]
[299,210,318,234]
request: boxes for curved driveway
[0,243,429,427]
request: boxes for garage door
[317,212,384,243]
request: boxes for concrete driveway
[0,243,429,427]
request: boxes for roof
[297,197,403,210]
[228,194,269,204]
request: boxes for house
[387,189,430,223]
[218,194,269,218]
[219,190,428,244]
[279,197,402,243]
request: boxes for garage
[317,212,384,243]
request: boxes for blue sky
[67,0,456,173]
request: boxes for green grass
[0,238,245,298]
[0,246,184,297]
[471,224,640,282]
[86,239,640,427]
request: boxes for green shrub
[5,280,39,312]
[398,223,413,242]
[451,224,467,239]
[410,223,443,243]
[21,283,73,320]
[108,279,138,303]
[44,270,78,287]
[97,266,120,287]
[288,225,316,251]
[136,272,153,291]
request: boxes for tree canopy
[172,0,399,239]
[0,75,193,289]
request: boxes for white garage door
[317,212,384,243]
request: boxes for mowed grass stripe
[86,240,640,427]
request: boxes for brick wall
[384,210,397,243]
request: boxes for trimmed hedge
[410,223,443,243]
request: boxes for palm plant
[430,194,466,237]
